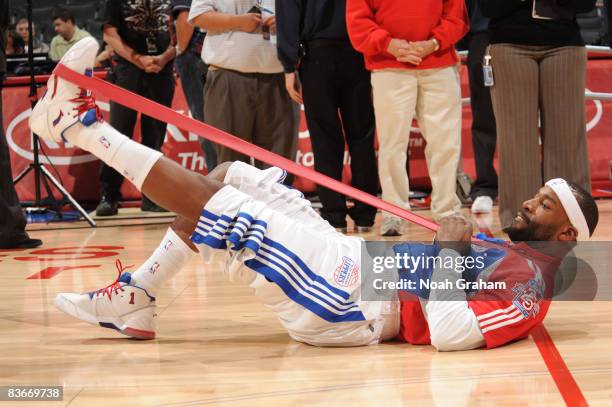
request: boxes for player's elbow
[428,320,485,352]
[430,333,478,352]
[427,302,486,351]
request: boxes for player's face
[505,186,573,242]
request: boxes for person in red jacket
[346,0,469,236]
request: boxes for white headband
[545,179,590,240]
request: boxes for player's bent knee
[171,216,198,238]
[207,162,234,182]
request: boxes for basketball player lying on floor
[30,38,599,351]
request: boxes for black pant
[467,32,498,200]
[100,60,176,201]
[0,82,28,244]
[299,41,378,227]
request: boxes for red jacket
[346,0,469,71]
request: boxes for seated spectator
[16,19,49,54]
[49,7,92,62]
[6,30,25,55]
[479,0,596,232]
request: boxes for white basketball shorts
[191,162,399,347]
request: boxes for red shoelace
[93,259,134,299]
[70,87,103,122]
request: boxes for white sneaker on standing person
[471,196,493,214]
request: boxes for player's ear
[557,224,578,242]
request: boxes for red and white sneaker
[54,260,157,340]
[29,36,101,143]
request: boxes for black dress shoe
[354,220,375,233]
[141,197,168,213]
[96,196,119,216]
[0,237,43,249]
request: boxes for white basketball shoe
[54,262,157,339]
[29,37,100,143]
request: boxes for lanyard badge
[483,48,494,87]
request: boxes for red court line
[531,325,589,407]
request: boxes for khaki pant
[371,67,462,221]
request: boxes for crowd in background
[0,0,607,248]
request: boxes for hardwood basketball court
[1,202,611,406]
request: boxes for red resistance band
[55,64,440,232]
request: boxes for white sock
[64,121,162,191]
[130,228,197,296]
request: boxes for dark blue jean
[175,52,218,171]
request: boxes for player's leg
[29,38,225,224]
[53,215,199,339]
[62,119,225,222]
[74,156,318,297]
[127,216,199,296]
[220,161,339,236]
[35,39,227,338]
[35,39,372,344]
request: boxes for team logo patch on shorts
[334,256,360,287]
[98,136,111,149]
[512,278,544,319]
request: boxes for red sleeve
[468,264,552,352]
[470,300,550,349]
[431,0,470,51]
[346,0,392,57]
[466,241,561,349]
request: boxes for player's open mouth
[515,211,530,224]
